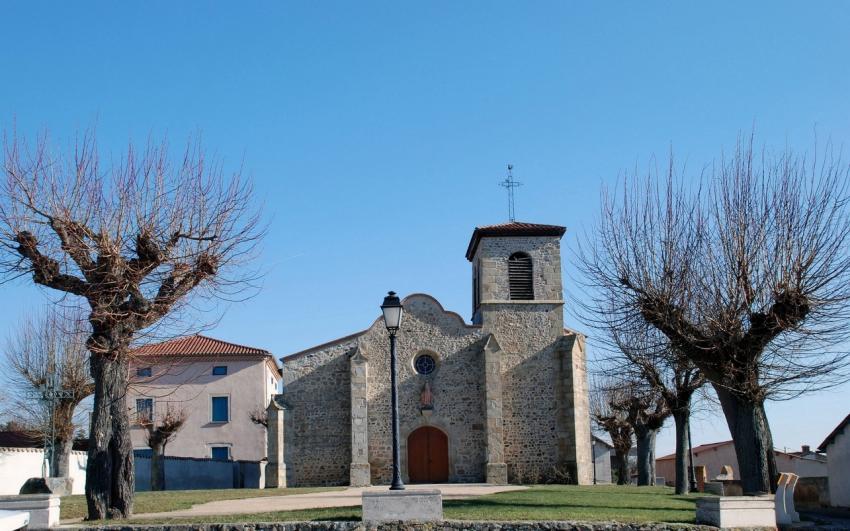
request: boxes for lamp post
[591,437,598,485]
[688,422,697,492]
[381,291,405,491]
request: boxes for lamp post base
[362,489,442,523]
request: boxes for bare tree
[590,381,634,485]
[599,326,704,494]
[139,406,186,492]
[0,131,263,518]
[614,381,670,486]
[248,407,268,428]
[2,307,93,478]
[577,136,850,494]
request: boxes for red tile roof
[133,334,271,357]
[657,439,825,462]
[657,440,732,461]
[466,222,566,260]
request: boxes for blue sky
[2,1,849,456]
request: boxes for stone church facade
[273,222,592,487]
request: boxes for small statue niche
[419,381,434,412]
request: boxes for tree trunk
[150,442,165,491]
[51,436,72,478]
[614,448,630,485]
[634,425,657,486]
[715,385,776,494]
[672,408,690,495]
[85,353,134,520]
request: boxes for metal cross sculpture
[499,164,523,222]
[25,369,74,477]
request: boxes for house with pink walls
[126,335,281,462]
[656,440,827,486]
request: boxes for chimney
[802,445,811,454]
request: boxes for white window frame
[135,397,154,425]
[208,443,232,460]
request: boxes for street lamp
[591,437,597,485]
[688,423,698,492]
[381,291,405,491]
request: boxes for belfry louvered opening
[508,252,534,300]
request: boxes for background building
[819,413,850,508]
[591,435,613,484]
[127,335,280,461]
[656,440,827,486]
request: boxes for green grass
[59,487,343,521]
[445,485,707,523]
[69,485,708,526]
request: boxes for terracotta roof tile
[466,221,566,260]
[133,334,271,357]
[657,440,732,461]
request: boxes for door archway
[407,426,449,483]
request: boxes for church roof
[133,334,272,357]
[466,221,566,261]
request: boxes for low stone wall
[75,521,718,531]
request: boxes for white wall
[0,448,87,495]
[827,429,850,508]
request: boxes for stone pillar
[349,347,371,486]
[556,333,594,485]
[483,335,507,484]
[266,395,287,488]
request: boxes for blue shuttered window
[211,396,229,422]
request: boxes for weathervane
[25,366,74,477]
[499,164,522,222]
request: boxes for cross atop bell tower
[499,164,522,222]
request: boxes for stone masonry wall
[83,521,718,531]
[480,303,567,482]
[474,235,592,484]
[358,295,486,484]
[281,338,356,486]
[474,236,564,310]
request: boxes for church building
[274,222,592,486]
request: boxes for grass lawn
[73,485,707,525]
[60,487,343,521]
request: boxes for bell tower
[466,221,593,485]
[466,222,566,326]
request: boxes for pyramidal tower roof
[466,221,566,261]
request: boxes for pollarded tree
[577,136,850,494]
[590,381,634,485]
[2,307,94,478]
[600,326,704,494]
[0,131,263,519]
[613,381,669,487]
[139,406,186,492]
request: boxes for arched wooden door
[407,426,449,483]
